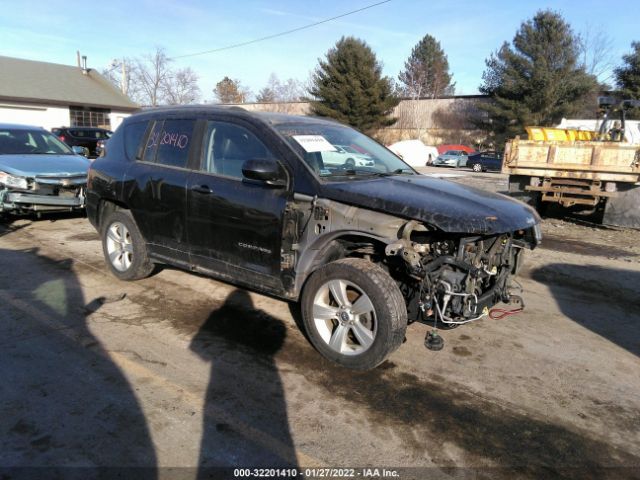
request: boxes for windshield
[0,128,73,155]
[274,122,415,179]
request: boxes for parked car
[320,145,374,167]
[86,107,540,370]
[52,127,112,158]
[0,123,90,216]
[467,151,503,172]
[387,140,439,167]
[432,149,469,168]
[436,144,476,155]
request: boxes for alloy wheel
[312,279,377,355]
[105,221,133,272]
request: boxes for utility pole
[121,59,128,95]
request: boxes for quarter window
[124,120,149,160]
[201,122,274,179]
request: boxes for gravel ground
[1,170,639,479]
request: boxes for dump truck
[503,98,640,227]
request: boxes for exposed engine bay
[384,221,540,327]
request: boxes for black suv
[86,106,541,369]
[52,127,112,157]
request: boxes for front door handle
[191,184,212,194]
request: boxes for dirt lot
[1,169,639,479]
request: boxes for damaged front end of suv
[385,220,541,328]
[290,190,541,334]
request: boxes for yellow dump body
[525,127,598,142]
[503,137,640,183]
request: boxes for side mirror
[72,146,89,157]
[242,158,286,187]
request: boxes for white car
[320,145,375,167]
[387,140,439,167]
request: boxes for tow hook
[425,330,444,351]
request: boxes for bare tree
[578,23,615,83]
[163,67,200,105]
[276,77,305,102]
[132,47,173,106]
[257,74,305,102]
[100,57,139,100]
[255,73,306,112]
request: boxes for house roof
[0,56,138,111]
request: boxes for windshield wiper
[325,168,414,179]
[373,168,415,177]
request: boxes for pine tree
[399,34,454,98]
[213,77,249,104]
[615,42,640,119]
[309,37,399,133]
[478,10,598,145]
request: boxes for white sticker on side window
[292,135,337,152]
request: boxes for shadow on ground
[0,247,157,478]
[207,299,640,479]
[530,263,640,357]
[190,290,298,475]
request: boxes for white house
[0,55,138,131]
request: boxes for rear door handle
[191,184,212,194]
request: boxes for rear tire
[472,163,483,172]
[101,210,154,281]
[301,258,407,370]
[603,184,640,228]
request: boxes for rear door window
[142,121,163,162]
[154,119,195,169]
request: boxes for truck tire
[301,258,407,370]
[101,209,154,281]
[508,175,541,209]
[603,184,640,228]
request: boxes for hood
[320,175,540,234]
[0,154,91,177]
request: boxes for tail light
[59,135,67,143]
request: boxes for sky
[0,0,637,101]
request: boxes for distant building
[0,55,138,131]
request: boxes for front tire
[301,258,407,370]
[101,209,154,281]
[472,163,483,172]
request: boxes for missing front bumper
[1,191,85,212]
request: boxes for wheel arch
[292,231,390,299]
[97,198,130,230]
